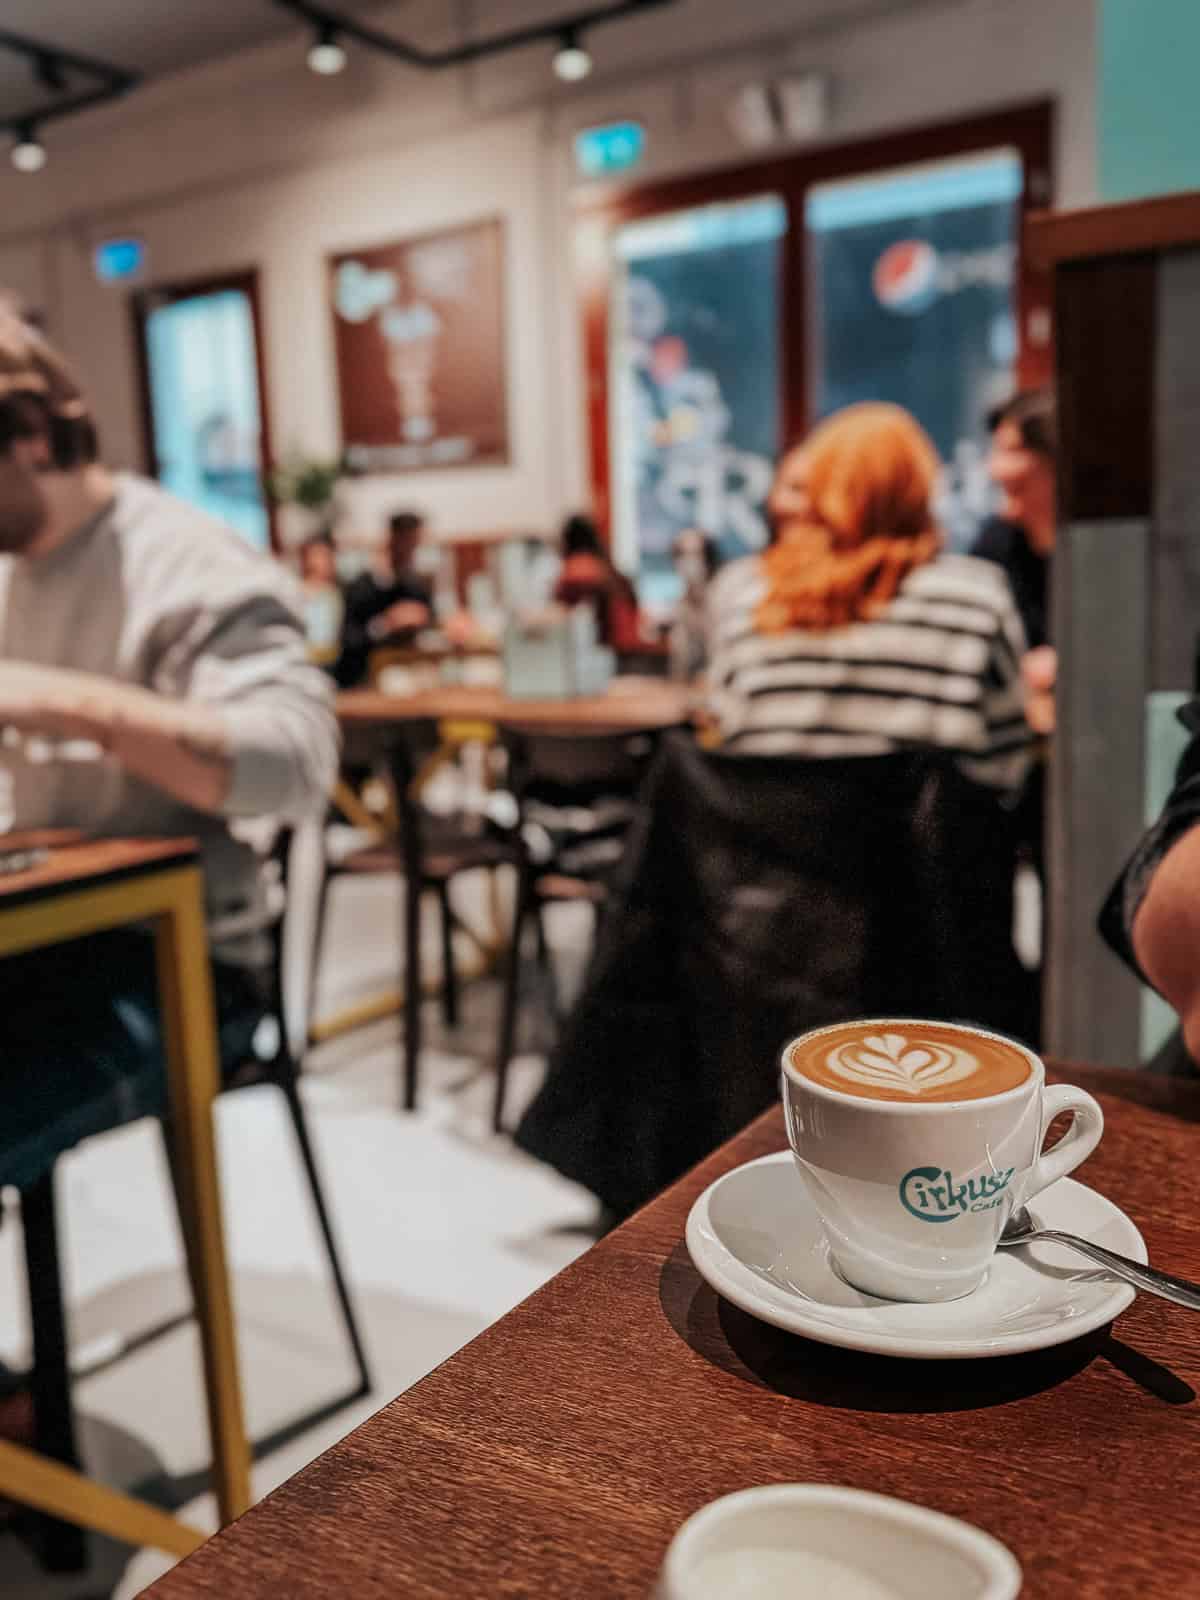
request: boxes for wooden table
[0,837,250,1559]
[337,676,695,738]
[145,1064,1200,1598]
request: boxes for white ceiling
[0,0,391,123]
[0,0,911,127]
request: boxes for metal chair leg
[534,901,560,1027]
[436,880,460,1029]
[402,869,422,1112]
[21,1171,87,1574]
[493,864,535,1134]
[305,862,333,1058]
[274,1065,372,1399]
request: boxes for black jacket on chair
[515,733,1027,1219]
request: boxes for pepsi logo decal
[873,240,939,315]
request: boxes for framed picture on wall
[329,217,509,472]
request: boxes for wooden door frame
[131,267,280,552]
[574,100,1054,537]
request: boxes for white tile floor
[0,871,597,1597]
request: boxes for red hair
[757,403,941,633]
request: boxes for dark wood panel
[1029,190,1200,269]
[1055,255,1157,522]
[148,1065,1200,1600]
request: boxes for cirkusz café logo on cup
[900,1165,1015,1223]
[872,239,1015,315]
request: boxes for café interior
[0,0,1198,1595]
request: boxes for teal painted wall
[1101,0,1200,200]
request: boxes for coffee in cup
[787,1020,1033,1104]
[781,1018,1103,1303]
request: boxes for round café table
[336,676,696,739]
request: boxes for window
[608,196,785,605]
[808,149,1024,547]
[136,274,273,550]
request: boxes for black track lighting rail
[0,27,139,132]
[271,0,677,71]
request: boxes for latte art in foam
[825,1032,979,1097]
[787,1019,1033,1103]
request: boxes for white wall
[0,0,1096,541]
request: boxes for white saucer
[685,1151,1146,1360]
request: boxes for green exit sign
[574,121,646,178]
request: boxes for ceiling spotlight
[553,27,592,83]
[11,123,47,174]
[307,25,348,75]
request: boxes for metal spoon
[999,1206,1200,1310]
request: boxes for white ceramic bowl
[659,1484,1021,1600]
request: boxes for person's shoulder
[343,569,380,602]
[709,553,762,607]
[904,552,1018,618]
[114,475,258,561]
[115,475,302,615]
[969,515,1019,564]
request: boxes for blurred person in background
[0,303,338,1163]
[553,513,643,654]
[297,531,344,662]
[335,507,432,686]
[668,526,719,681]
[707,402,1031,793]
[972,389,1057,736]
[299,529,339,591]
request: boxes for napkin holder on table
[502,605,615,699]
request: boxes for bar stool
[3,831,370,1573]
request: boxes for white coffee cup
[780,1019,1104,1302]
[658,1484,1021,1600]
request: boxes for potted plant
[267,455,343,544]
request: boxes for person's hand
[1022,645,1057,736]
[441,609,480,647]
[367,600,431,640]
[0,662,114,743]
[382,598,428,633]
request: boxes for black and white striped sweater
[707,551,1033,791]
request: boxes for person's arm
[1,662,234,813]
[959,594,1033,791]
[1099,708,1200,1020]
[0,597,339,820]
[1131,823,1200,1060]
[338,574,383,656]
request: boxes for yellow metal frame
[0,862,250,1555]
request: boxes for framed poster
[329,217,509,472]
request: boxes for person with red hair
[708,402,1030,790]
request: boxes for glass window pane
[144,287,270,550]
[807,149,1022,548]
[609,195,785,607]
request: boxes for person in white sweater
[0,307,337,958]
[0,304,338,1183]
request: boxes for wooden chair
[515,735,1029,1218]
[315,720,518,1110]
[491,729,653,1132]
